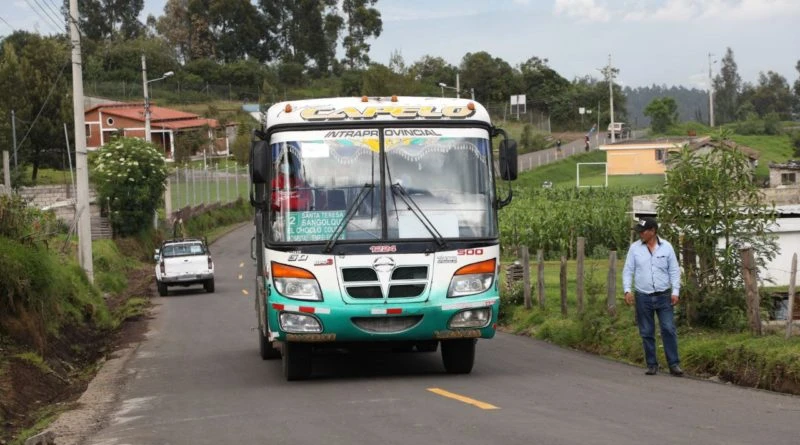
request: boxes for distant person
[271,152,311,211]
[556,139,562,157]
[584,135,590,152]
[623,217,683,377]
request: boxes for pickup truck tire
[282,342,312,380]
[204,278,215,293]
[259,327,281,360]
[157,280,168,297]
[441,339,476,374]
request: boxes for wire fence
[166,164,250,214]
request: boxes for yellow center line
[242,289,249,295]
[238,273,243,280]
[239,262,244,268]
[427,388,499,410]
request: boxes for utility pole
[11,109,17,168]
[69,0,93,283]
[456,72,460,99]
[708,52,716,128]
[600,54,617,143]
[142,55,151,142]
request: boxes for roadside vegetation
[0,186,253,444]
[497,129,800,394]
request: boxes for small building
[600,136,759,176]
[768,160,800,188]
[632,194,800,287]
[85,102,235,160]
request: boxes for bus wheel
[259,327,281,360]
[282,342,312,380]
[441,339,476,374]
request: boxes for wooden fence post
[576,237,585,313]
[786,253,797,340]
[560,256,568,316]
[537,249,545,309]
[522,246,532,310]
[607,250,617,317]
[740,247,762,336]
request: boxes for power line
[15,57,71,150]
[25,0,61,32]
[30,0,65,33]
[0,15,14,31]
[42,0,67,29]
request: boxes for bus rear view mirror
[251,139,269,184]
[499,139,518,181]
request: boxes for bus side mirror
[251,138,269,184]
[499,139,518,181]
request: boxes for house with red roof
[84,102,235,160]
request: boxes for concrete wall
[16,184,100,221]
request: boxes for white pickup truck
[154,238,215,296]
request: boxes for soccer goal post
[576,162,608,188]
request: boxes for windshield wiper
[323,183,375,253]
[390,183,447,248]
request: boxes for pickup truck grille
[342,266,428,300]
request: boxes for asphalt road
[84,225,800,445]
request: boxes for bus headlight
[449,308,492,328]
[272,262,322,301]
[280,312,322,333]
[447,259,495,298]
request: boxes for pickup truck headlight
[447,258,495,298]
[272,262,322,301]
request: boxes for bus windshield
[268,127,496,243]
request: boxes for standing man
[623,217,683,377]
[555,139,562,158]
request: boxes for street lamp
[437,82,474,100]
[142,54,174,143]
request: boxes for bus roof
[263,96,491,128]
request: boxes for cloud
[553,0,612,22]
[555,0,800,23]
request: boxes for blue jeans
[635,291,680,367]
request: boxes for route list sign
[288,210,346,241]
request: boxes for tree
[459,51,516,104]
[519,56,569,114]
[155,0,215,62]
[794,60,800,114]
[67,0,145,40]
[657,130,778,329]
[738,71,794,119]
[712,47,741,125]
[90,138,168,236]
[0,33,72,183]
[341,0,382,69]
[643,97,679,133]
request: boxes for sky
[4,0,800,90]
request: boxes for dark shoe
[669,365,684,377]
[645,365,658,375]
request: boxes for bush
[91,138,168,236]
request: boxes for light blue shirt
[622,237,681,296]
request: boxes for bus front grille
[351,315,423,333]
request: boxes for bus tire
[282,342,312,380]
[441,339,476,374]
[259,328,281,360]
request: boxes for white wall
[759,218,800,287]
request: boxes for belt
[642,289,671,296]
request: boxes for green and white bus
[249,96,517,380]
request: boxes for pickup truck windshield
[161,242,207,257]
[268,127,496,243]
